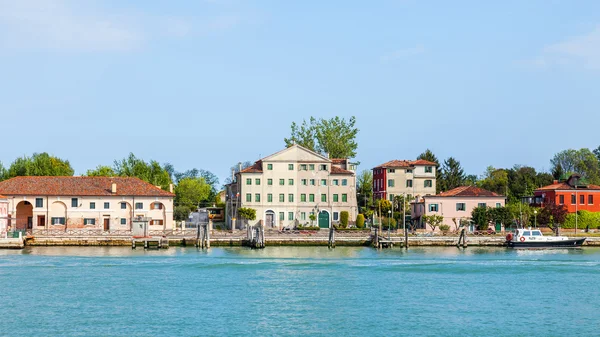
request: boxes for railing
[29,229,133,236]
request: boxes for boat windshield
[532,231,542,236]
[523,231,531,236]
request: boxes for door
[38,215,45,227]
[103,218,110,231]
[265,212,274,228]
[495,221,502,232]
[27,217,33,229]
[318,211,330,229]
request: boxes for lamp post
[534,209,537,228]
[388,210,391,240]
[575,185,578,236]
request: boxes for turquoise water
[1,246,599,337]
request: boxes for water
[1,246,599,337]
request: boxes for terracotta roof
[536,182,600,191]
[0,176,175,197]
[331,158,346,164]
[240,161,263,173]
[374,159,437,169]
[435,186,501,197]
[330,166,354,175]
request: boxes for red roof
[0,176,175,197]
[536,182,600,191]
[374,159,437,169]
[331,158,346,164]
[240,161,263,173]
[435,186,501,197]
[330,166,354,175]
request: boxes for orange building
[533,174,600,213]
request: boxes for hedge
[562,210,600,229]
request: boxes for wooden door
[38,215,45,227]
[318,211,329,228]
[266,213,274,228]
[103,218,110,231]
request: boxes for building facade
[533,174,600,213]
[0,176,175,231]
[0,195,8,236]
[373,160,437,201]
[226,145,358,229]
[411,186,506,232]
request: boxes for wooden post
[206,224,211,248]
[404,223,409,249]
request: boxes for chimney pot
[169,183,174,193]
[111,183,117,194]
[553,180,558,184]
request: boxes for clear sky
[1,0,599,186]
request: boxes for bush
[340,211,349,228]
[296,225,320,230]
[381,217,397,230]
[562,210,600,229]
[439,224,450,233]
[356,214,365,229]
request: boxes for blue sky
[1,0,600,185]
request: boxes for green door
[318,211,330,228]
[495,221,502,232]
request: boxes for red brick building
[534,174,600,213]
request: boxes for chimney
[111,183,117,194]
[553,180,558,184]
[169,184,174,193]
[155,185,162,190]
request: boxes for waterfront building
[225,144,358,229]
[0,176,175,231]
[372,159,437,201]
[0,195,8,236]
[532,174,600,213]
[411,186,506,232]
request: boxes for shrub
[356,214,365,229]
[562,210,600,229]
[439,224,450,233]
[297,225,320,230]
[381,217,397,230]
[340,211,349,228]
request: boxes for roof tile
[436,186,501,197]
[374,159,437,169]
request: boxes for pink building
[0,195,8,237]
[411,186,506,232]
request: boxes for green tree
[173,168,220,204]
[112,153,172,190]
[440,157,465,191]
[392,194,413,216]
[356,214,365,229]
[375,199,392,215]
[85,165,116,177]
[551,148,600,184]
[0,162,6,181]
[489,207,512,230]
[594,146,600,163]
[356,170,373,212]
[340,211,349,228]
[284,116,359,158]
[6,153,74,178]
[175,177,211,210]
[471,206,491,230]
[423,214,444,232]
[478,166,509,196]
[238,207,257,227]
[174,205,192,222]
[464,174,478,186]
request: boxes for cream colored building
[226,145,358,229]
[0,176,175,231]
[373,159,437,201]
[0,195,8,236]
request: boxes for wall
[535,190,600,213]
[417,196,506,231]
[0,199,8,233]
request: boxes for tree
[6,153,74,178]
[340,211,349,228]
[375,199,392,215]
[594,146,600,163]
[284,116,359,158]
[356,214,365,229]
[112,153,172,190]
[471,206,491,230]
[174,206,192,222]
[223,161,253,186]
[238,207,257,227]
[464,174,478,186]
[550,148,600,184]
[440,157,465,191]
[417,149,442,193]
[0,162,6,181]
[423,214,444,232]
[489,207,512,230]
[85,165,116,177]
[392,194,413,216]
[174,168,220,203]
[507,166,538,202]
[175,177,211,210]
[309,213,317,226]
[356,170,373,213]
[478,166,509,196]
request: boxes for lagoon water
[1,246,599,336]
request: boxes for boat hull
[506,238,586,249]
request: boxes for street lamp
[388,210,391,240]
[534,209,537,228]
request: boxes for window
[255,178,261,185]
[429,204,438,212]
[151,220,164,226]
[589,195,594,205]
[301,212,306,221]
[289,194,294,202]
[289,179,294,186]
[424,180,433,188]
[320,164,327,171]
[279,179,285,185]
[478,203,486,208]
[268,179,273,186]
[301,179,308,185]
[120,202,127,209]
[388,169,395,173]
[321,194,327,202]
[310,179,316,186]
[388,179,395,187]
[496,203,501,208]
[289,164,294,170]
[90,202,96,210]
[333,179,339,186]
[255,194,260,202]
[121,218,127,225]
[246,194,252,202]
[135,202,143,210]
[267,164,273,170]
[333,212,339,221]
[342,179,348,186]
[389,194,394,201]
[104,202,110,209]
[559,195,564,204]
[267,194,273,202]
[406,180,413,188]
[51,217,65,225]
[246,178,252,185]
[580,195,585,204]
[571,194,576,204]
[309,164,315,171]
[406,169,413,174]
[151,203,163,210]
[35,198,43,208]
[425,166,433,173]
[309,194,315,202]
[342,194,348,202]
[279,212,284,221]
[288,212,294,220]
[300,164,307,171]
[321,179,327,186]
[71,198,78,207]
[301,194,307,202]
[456,203,466,211]
[84,218,95,225]
[333,194,339,202]
[279,194,285,202]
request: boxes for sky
[1,0,600,186]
